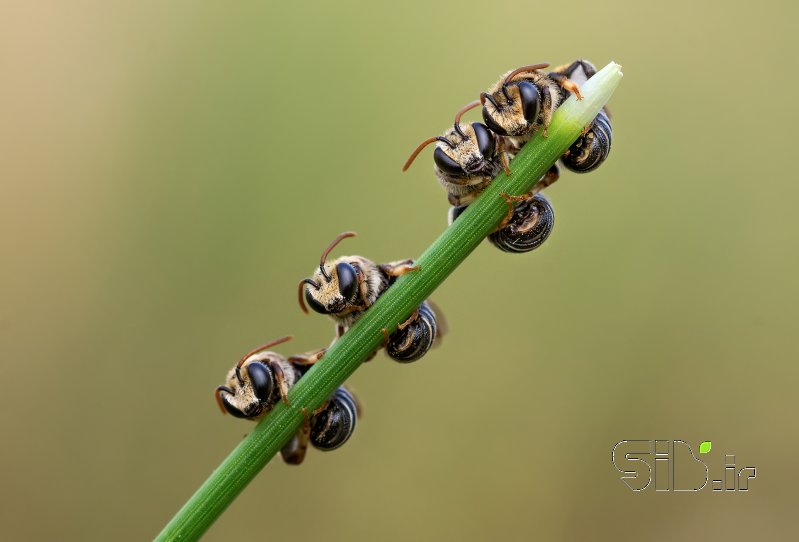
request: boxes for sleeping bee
[403,101,556,254]
[214,335,359,465]
[478,60,612,173]
[402,102,511,207]
[449,191,555,254]
[298,231,440,362]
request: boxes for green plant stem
[156,61,623,542]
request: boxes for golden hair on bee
[298,231,358,314]
[214,335,295,417]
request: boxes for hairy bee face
[218,357,281,419]
[304,259,360,315]
[434,122,497,179]
[482,81,541,137]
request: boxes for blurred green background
[2,0,797,540]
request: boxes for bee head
[433,122,497,177]
[214,336,292,420]
[481,63,549,137]
[403,99,498,178]
[299,232,360,315]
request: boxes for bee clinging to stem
[479,61,581,143]
[214,335,360,465]
[478,60,612,172]
[298,231,417,332]
[298,231,441,363]
[402,101,512,207]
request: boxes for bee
[298,231,440,362]
[403,99,556,254]
[402,102,512,207]
[214,335,359,465]
[479,60,612,173]
[448,190,555,254]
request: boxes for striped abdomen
[310,387,358,451]
[561,109,612,173]
[386,301,438,363]
[488,193,555,253]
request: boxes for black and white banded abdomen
[561,109,612,173]
[488,193,555,253]
[386,301,438,363]
[310,387,358,451]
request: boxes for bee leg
[288,348,326,366]
[303,401,330,420]
[267,360,291,405]
[531,164,560,193]
[354,267,372,309]
[550,59,597,80]
[540,86,556,137]
[447,192,472,206]
[497,138,512,176]
[398,308,420,331]
[497,192,532,230]
[548,72,583,100]
[378,259,420,277]
[280,429,309,465]
[497,165,559,231]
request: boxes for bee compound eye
[336,262,358,302]
[517,81,541,124]
[481,107,508,136]
[221,394,248,419]
[245,362,274,402]
[472,123,495,159]
[433,147,465,177]
[304,287,328,314]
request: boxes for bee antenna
[319,263,330,282]
[454,100,481,126]
[215,386,234,415]
[436,136,455,149]
[319,231,357,281]
[236,336,294,368]
[402,137,438,172]
[453,123,466,139]
[481,92,500,110]
[502,62,551,86]
[298,278,320,314]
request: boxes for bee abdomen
[386,301,437,363]
[310,387,358,451]
[561,110,612,173]
[488,193,554,253]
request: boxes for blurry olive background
[2,0,797,540]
